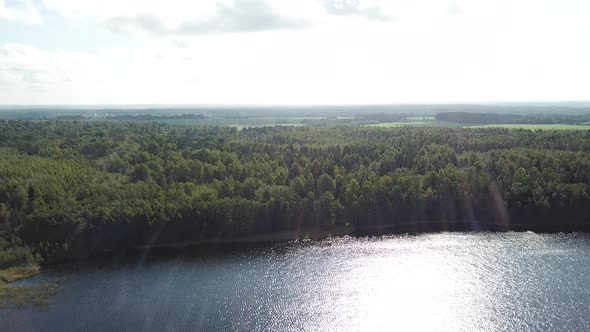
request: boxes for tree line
[1,120,590,264]
[436,111,590,125]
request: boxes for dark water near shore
[2,232,590,331]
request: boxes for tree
[131,164,151,182]
[317,173,335,193]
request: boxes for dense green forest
[436,111,590,125]
[1,120,590,266]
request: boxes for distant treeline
[104,114,206,121]
[1,121,590,265]
[358,113,409,123]
[0,112,206,121]
[56,114,206,121]
[436,112,590,125]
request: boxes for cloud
[447,2,461,16]
[178,0,311,33]
[0,0,42,24]
[104,0,310,34]
[41,0,394,35]
[322,0,394,22]
[0,44,72,89]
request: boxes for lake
[2,232,590,331]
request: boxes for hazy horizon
[2,100,590,108]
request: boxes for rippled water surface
[2,232,590,331]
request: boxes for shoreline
[5,224,590,274]
[55,222,590,265]
[0,264,62,308]
[0,264,41,283]
[2,225,589,308]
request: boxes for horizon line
[1,100,590,109]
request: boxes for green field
[464,124,590,130]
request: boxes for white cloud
[322,0,394,21]
[0,44,72,87]
[102,0,312,35]
[41,0,395,34]
[0,0,41,24]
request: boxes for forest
[436,111,590,125]
[1,120,590,267]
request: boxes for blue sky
[1,0,589,105]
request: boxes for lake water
[2,232,590,331]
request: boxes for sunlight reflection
[297,234,496,331]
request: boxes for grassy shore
[0,264,62,308]
[0,264,41,283]
[0,281,61,307]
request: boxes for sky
[0,0,589,105]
